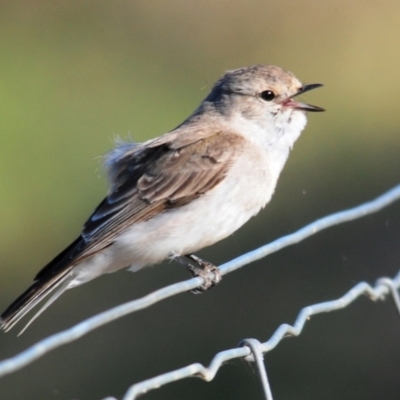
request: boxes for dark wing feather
[1,130,245,330]
[36,130,244,279]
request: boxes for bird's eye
[260,90,275,101]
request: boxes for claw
[173,254,222,294]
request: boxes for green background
[1,1,400,399]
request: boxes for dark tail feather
[1,268,73,333]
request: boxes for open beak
[282,83,325,112]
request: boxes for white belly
[69,142,285,286]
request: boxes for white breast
[69,111,308,286]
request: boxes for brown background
[1,1,400,399]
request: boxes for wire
[1,183,400,398]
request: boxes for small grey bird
[1,65,324,333]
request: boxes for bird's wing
[1,130,245,331]
[35,130,245,279]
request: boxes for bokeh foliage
[1,1,400,399]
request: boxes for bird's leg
[173,254,222,294]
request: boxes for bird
[0,65,324,333]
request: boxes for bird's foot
[173,254,222,294]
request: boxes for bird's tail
[1,268,73,334]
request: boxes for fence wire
[1,183,400,399]
[121,273,400,400]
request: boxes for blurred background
[1,1,400,399]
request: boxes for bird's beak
[282,83,325,112]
